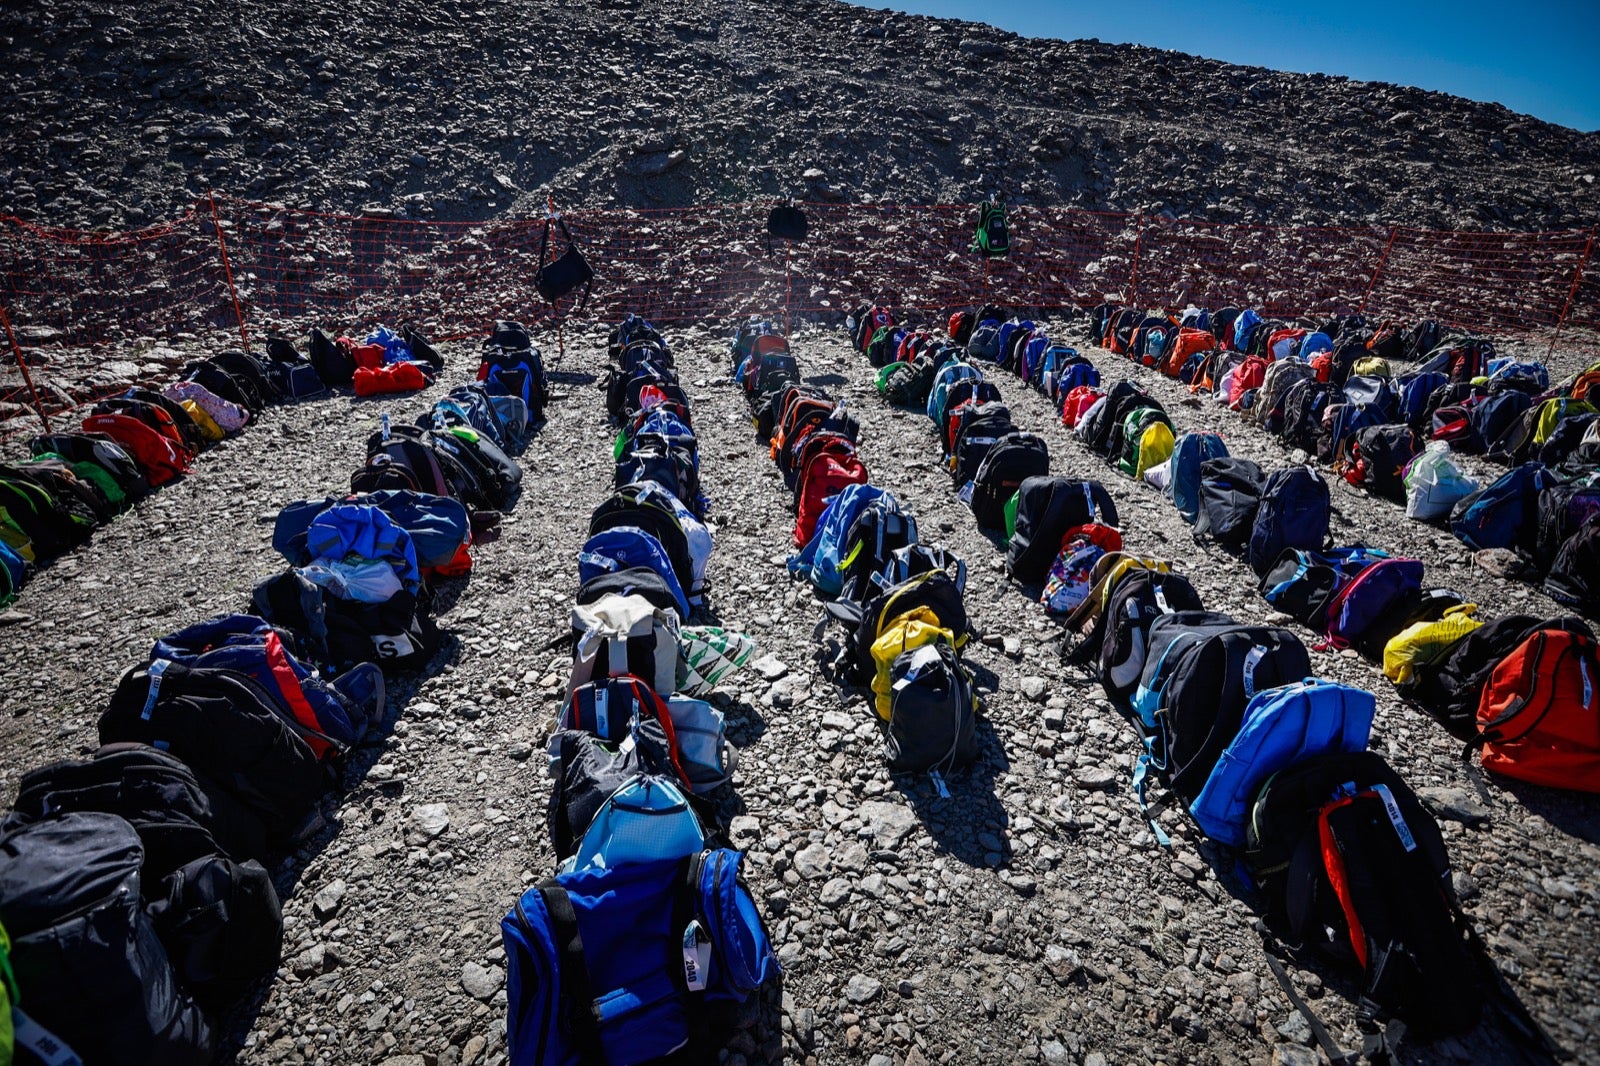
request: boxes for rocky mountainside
[4,0,1598,231]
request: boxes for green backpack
[1115,407,1172,478]
[971,199,1011,258]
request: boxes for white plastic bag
[1404,441,1479,521]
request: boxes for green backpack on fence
[972,199,1011,258]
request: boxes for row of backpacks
[1051,347,1600,793]
[0,323,452,610]
[734,316,984,782]
[503,314,775,1066]
[842,303,1535,1056]
[0,323,533,1065]
[1091,302,1600,615]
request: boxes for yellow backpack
[870,607,956,719]
[1383,605,1481,685]
[1351,356,1393,378]
[1134,422,1175,481]
[180,399,225,443]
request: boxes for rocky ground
[3,0,1598,231]
[1,320,1597,1066]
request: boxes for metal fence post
[1548,227,1597,358]
[1359,225,1399,315]
[207,191,252,352]
[0,300,48,432]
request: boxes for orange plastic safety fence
[3,196,1598,440]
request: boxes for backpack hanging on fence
[766,201,808,248]
[535,211,595,309]
[971,198,1010,257]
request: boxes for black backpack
[0,812,215,1066]
[4,744,220,886]
[1277,378,1331,451]
[589,484,697,597]
[1400,613,1548,730]
[309,327,356,385]
[885,353,937,406]
[1246,466,1331,575]
[1534,482,1600,569]
[1005,476,1120,584]
[884,642,980,774]
[546,722,683,860]
[29,432,150,501]
[766,202,808,244]
[1096,579,1211,712]
[1146,621,1311,801]
[576,567,684,618]
[616,438,701,517]
[1082,380,1158,457]
[836,496,920,607]
[1545,516,1600,614]
[950,408,1018,485]
[1345,425,1420,504]
[146,850,284,1012]
[969,432,1049,530]
[1193,457,1266,546]
[98,661,326,855]
[1246,751,1482,1039]
[211,349,278,407]
[828,572,970,685]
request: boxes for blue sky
[861,1,1600,132]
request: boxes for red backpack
[795,452,869,547]
[1228,355,1269,410]
[1060,386,1103,429]
[80,413,190,486]
[1475,626,1600,791]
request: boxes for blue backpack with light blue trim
[1190,678,1375,847]
[788,483,889,597]
[579,527,691,620]
[926,362,983,424]
[1167,432,1229,524]
[503,848,778,1066]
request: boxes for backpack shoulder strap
[535,883,608,1065]
[671,852,715,1064]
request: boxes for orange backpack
[1475,626,1600,791]
[1164,328,1217,378]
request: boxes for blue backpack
[1055,359,1099,399]
[1022,335,1051,385]
[149,613,382,752]
[1168,432,1230,524]
[1450,462,1555,552]
[1190,679,1375,847]
[1487,360,1548,391]
[1247,466,1331,574]
[275,491,470,571]
[579,527,691,619]
[1397,371,1449,426]
[788,483,889,596]
[927,362,982,424]
[0,540,24,607]
[1231,310,1261,351]
[503,849,778,1066]
[1299,331,1333,357]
